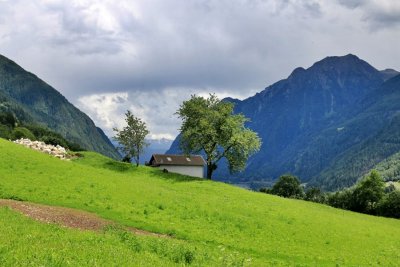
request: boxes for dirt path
[0,199,170,238]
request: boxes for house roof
[149,154,205,166]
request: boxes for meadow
[1,138,400,266]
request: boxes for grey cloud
[1,0,400,138]
[364,9,400,29]
[337,0,400,29]
[337,0,366,9]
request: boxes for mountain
[380,68,399,81]
[111,138,173,164]
[0,54,120,159]
[140,138,173,164]
[168,54,400,191]
[308,74,400,189]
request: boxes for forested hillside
[0,54,119,159]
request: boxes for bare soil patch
[0,199,170,238]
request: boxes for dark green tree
[11,127,35,140]
[271,174,304,199]
[113,111,149,167]
[176,94,261,179]
[305,187,326,203]
[352,170,384,214]
[378,190,400,219]
[327,189,354,210]
[0,112,17,127]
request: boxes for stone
[13,138,69,160]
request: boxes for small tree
[305,187,326,203]
[113,111,149,167]
[271,174,304,199]
[176,94,261,179]
[378,190,400,219]
[327,189,354,210]
[352,170,384,214]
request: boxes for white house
[148,154,205,178]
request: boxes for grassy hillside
[0,207,217,266]
[1,138,400,266]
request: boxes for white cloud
[76,88,255,139]
[77,92,129,132]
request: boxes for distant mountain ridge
[168,54,400,191]
[111,138,173,164]
[0,54,120,159]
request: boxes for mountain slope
[1,138,400,265]
[308,74,400,189]
[0,54,119,159]
[168,54,400,190]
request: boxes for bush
[0,124,12,139]
[384,183,396,193]
[0,112,17,127]
[351,170,384,214]
[122,155,131,163]
[327,189,354,210]
[305,187,326,203]
[40,135,68,148]
[67,142,85,152]
[378,191,400,219]
[271,174,304,199]
[259,187,272,194]
[11,127,36,140]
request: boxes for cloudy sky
[0,0,399,139]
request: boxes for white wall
[158,165,204,178]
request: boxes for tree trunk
[206,163,213,179]
[136,155,139,167]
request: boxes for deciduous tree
[113,111,149,167]
[271,174,304,199]
[177,94,261,179]
[352,170,385,214]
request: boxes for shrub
[305,187,326,203]
[40,135,68,148]
[351,170,385,214]
[67,142,85,152]
[271,174,304,199]
[122,155,131,163]
[327,189,354,210]
[259,187,272,194]
[11,127,36,140]
[384,183,396,193]
[378,191,400,219]
[0,112,17,127]
[0,124,11,139]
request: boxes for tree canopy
[271,174,304,199]
[352,170,385,214]
[177,94,261,179]
[113,111,149,166]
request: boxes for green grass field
[1,138,400,266]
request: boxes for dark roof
[149,154,205,166]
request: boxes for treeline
[260,171,400,219]
[0,111,83,151]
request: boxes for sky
[0,0,399,139]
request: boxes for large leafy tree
[352,170,385,214]
[113,111,149,167]
[177,94,261,179]
[271,174,304,199]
